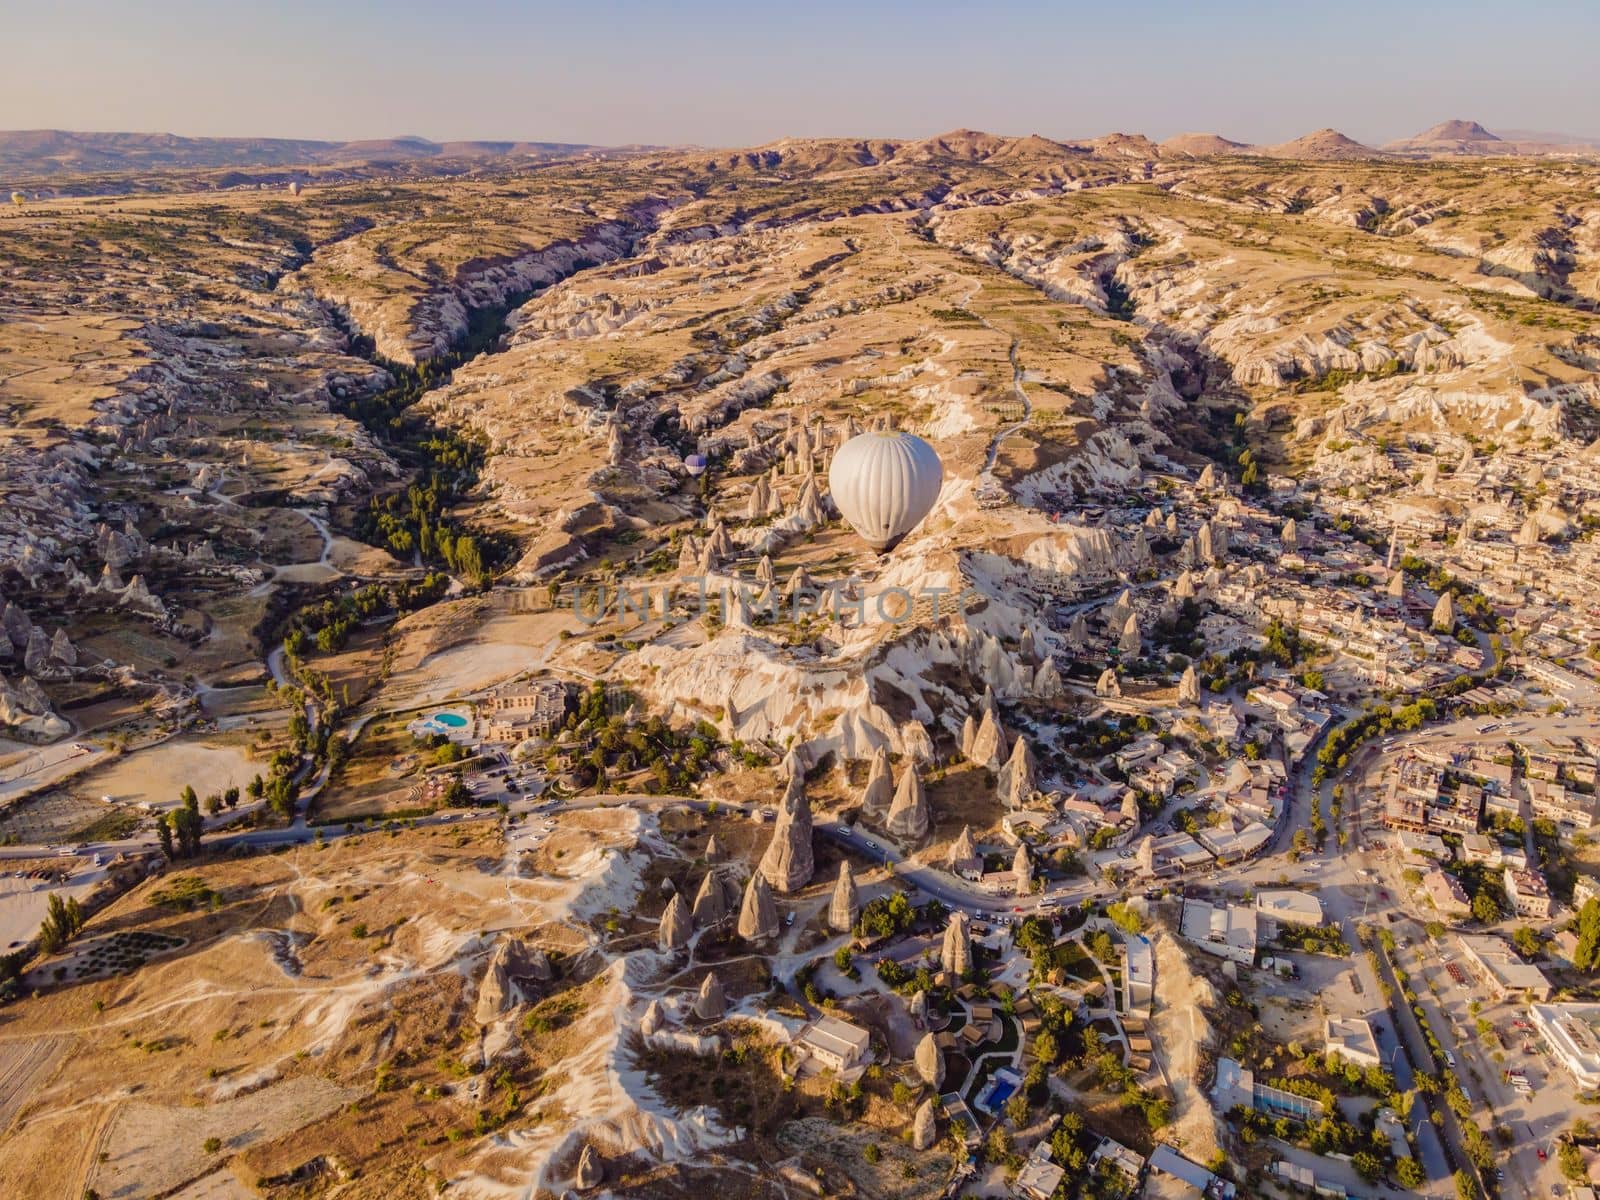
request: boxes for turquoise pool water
[431,711,468,729]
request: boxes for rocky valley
[3,121,1600,1200]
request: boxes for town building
[1016,1141,1066,1200]
[1504,867,1552,919]
[1457,934,1552,1001]
[1088,1136,1146,1181]
[795,1015,871,1074]
[1421,868,1472,919]
[1148,1144,1238,1199]
[1179,899,1257,966]
[1255,890,1323,927]
[1124,933,1155,1015]
[1324,1015,1383,1070]
[1528,1003,1600,1090]
[481,678,568,743]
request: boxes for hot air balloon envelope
[685,454,707,477]
[828,431,943,553]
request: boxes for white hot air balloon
[287,181,303,196]
[685,453,707,477]
[828,431,943,553]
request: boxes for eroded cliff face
[10,136,1600,749]
[304,224,645,365]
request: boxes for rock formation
[737,871,780,940]
[1034,657,1062,700]
[901,721,934,763]
[1012,845,1032,896]
[48,628,76,669]
[997,736,1037,809]
[829,861,859,932]
[474,937,552,1023]
[1067,611,1089,650]
[705,833,724,861]
[1177,664,1202,707]
[692,870,728,927]
[958,713,977,758]
[885,760,931,840]
[1386,571,1405,599]
[1280,518,1298,552]
[940,911,972,976]
[693,971,726,1020]
[1197,463,1217,489]
[0,675,68,739]
[746,476,772,520]
[1137,836,1157,873]
[640,998,665,1036]
[860,743,894,822]
[915,1031,944,1088]
[758,775,814,892]
[968,706,1006,772]
[912,1097,939,1150]
[949,828,978,873]
[1118,612,1141,657]
[1095,667,1121,698]
[575,1145,604,1190]
[1432,591,1455,632]
[658,892,693,952]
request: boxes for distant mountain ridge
[0,129,632,173]
[1382,119,1600,156]
[3,121,1597,179]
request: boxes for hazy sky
[5,0,1596,147]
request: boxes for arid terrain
[3,121,1600,1200]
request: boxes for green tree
[157,818,176,862]
[1454,1168,1481,1200]
[1574,898,1600,970]
[1032,1028,1060,1065]
[453,535,486,586]
[1471,891,1499,924]
[38,892,85,954]
[1005,1090,1030,1126]
[1395,1158,1426,1189]
[1106,902,1143,934]
[1352,1151,1383,1182]
[1561,1141,1589,1182]
[169,806,203,858]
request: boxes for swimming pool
[431,711,468,729]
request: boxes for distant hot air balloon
[9,192,24,206]
[685,453,708,477]
[287,181,303,196]
[828,431,943,553]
